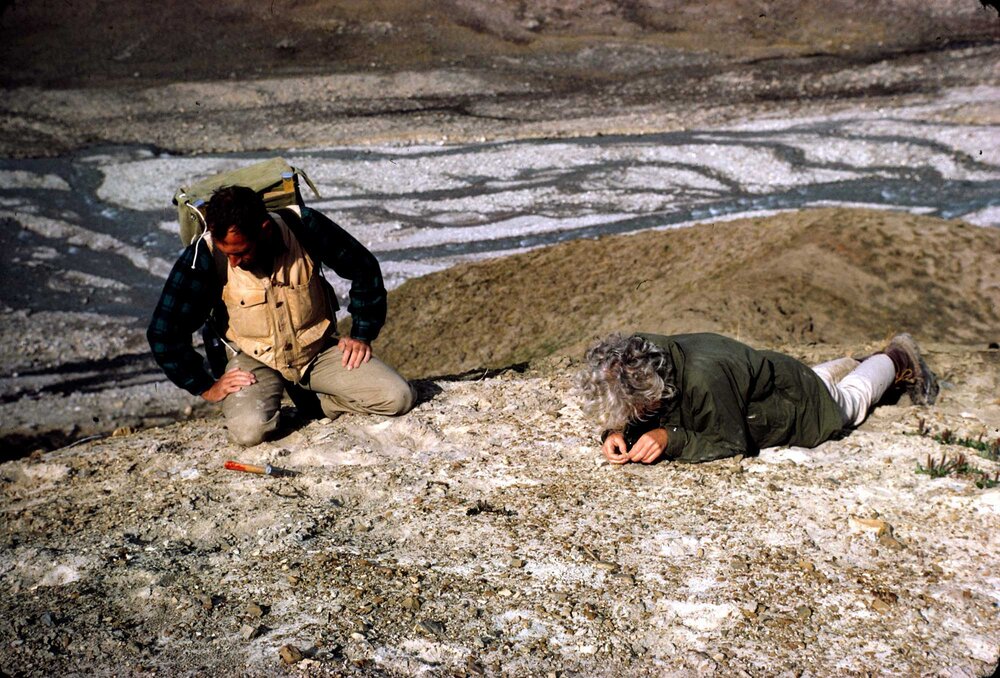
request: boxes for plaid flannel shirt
[147,206,388,395]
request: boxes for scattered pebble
[278,644,304,664]
[416,620,445,637]
[240,624,262,641]
[871,598,892,614]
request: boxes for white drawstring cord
[188,203,209,270]
[215,329,240,357]
[183,203,239,356]
[190,229,209,270]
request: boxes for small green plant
[910,420,1000,487]
[914,451,1000,488]
[974,471,1000,490]
[914,419,1000,462]
[916,452,973,478]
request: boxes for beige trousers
[811,354,895,427]
[221,344,416,447]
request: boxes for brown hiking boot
[883,333,939,406]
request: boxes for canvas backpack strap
[200,234,236,367]
[270,206,340,317]
[289,164,321,200]
[174,189,209,247]
[188,225,229,284]
[270,206,315,272]
[270,205,304,241]
[208,236,229,284]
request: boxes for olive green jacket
[622,333,845,463]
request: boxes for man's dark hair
[205,185,269,240]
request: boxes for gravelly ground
[2,43,998,159]
[1,355,998,676]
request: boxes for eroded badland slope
[373,208,1000,378]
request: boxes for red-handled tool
[224,460,272,475]
[223,460,294,477]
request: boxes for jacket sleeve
[296,207,387,343]
[661,373,756,463]
[146,244,219,396]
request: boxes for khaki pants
[811,354,895,427]
[222,344,416,447]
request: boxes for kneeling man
[578,332,937,464]
[149,186,415,446]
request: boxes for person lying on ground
[577,331,938,465]
[148,185,415,447]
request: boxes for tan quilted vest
[215,208,334,382]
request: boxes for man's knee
[362,380,416,416]
[225,409,280,447]
[228,426,268,448]
[385,382,417,416]
[319,381,416,417]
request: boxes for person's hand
[601,432,631,464]
[628,428,668,464]
[201,368,256,403]
[338,337,372,370]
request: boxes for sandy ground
[1,355,998,676]
[374,208,1000,380]
[2,1,1000,675]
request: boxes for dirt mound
[371,208,1000,378]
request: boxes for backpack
[172,157,321,246]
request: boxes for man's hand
[201,368,256,403]
[601,432,631,464]
[628,428,668,464]
[338,337,372,370]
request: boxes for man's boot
[883,333,939,405]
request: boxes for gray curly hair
[577,333,678,430]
